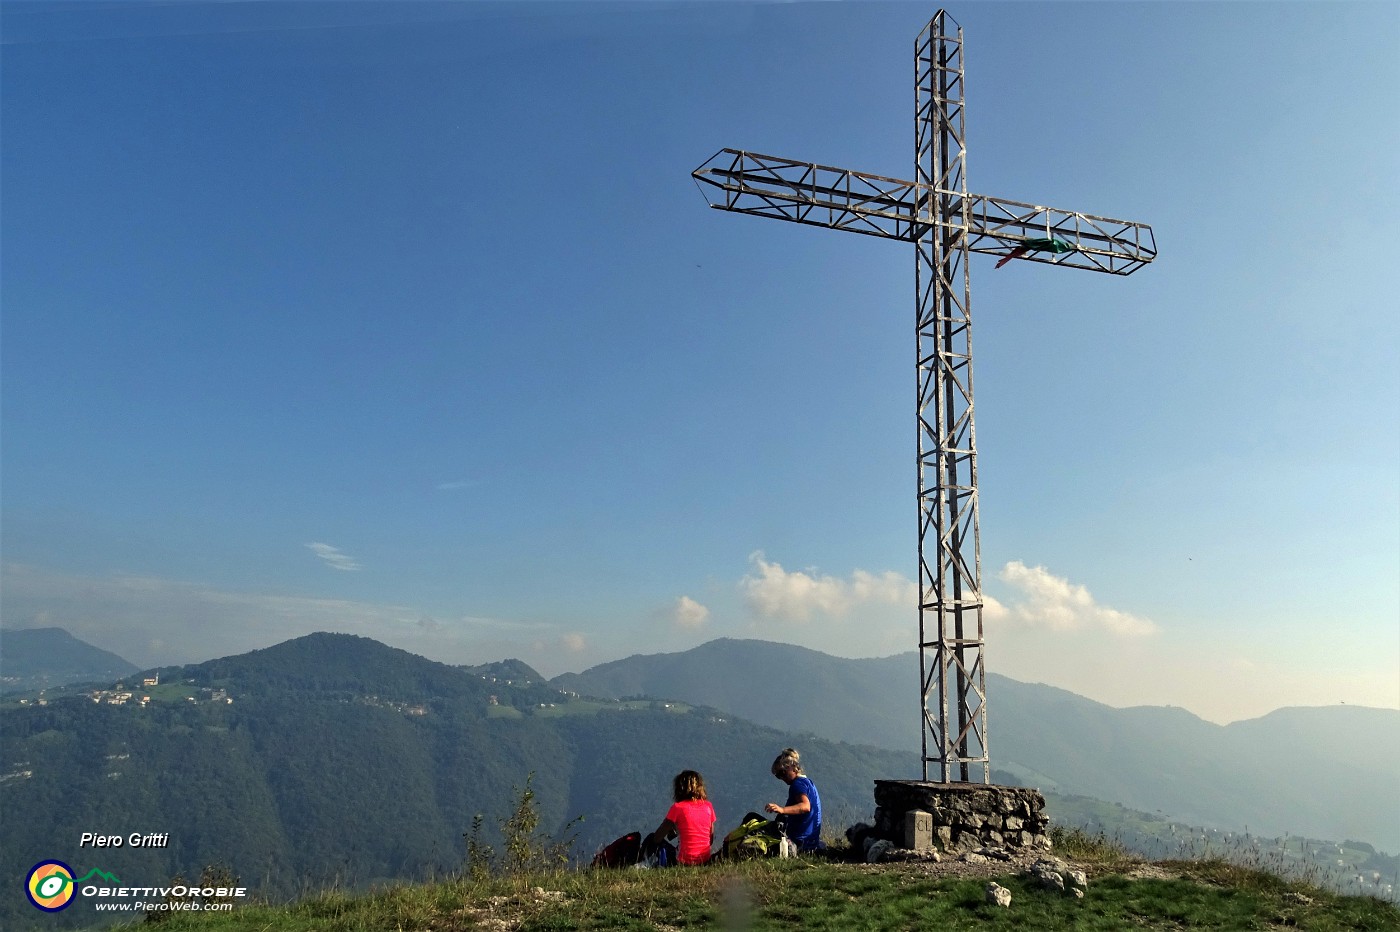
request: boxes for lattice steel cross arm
[692,149,1158,276]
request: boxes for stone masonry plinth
[871,781,1050,853]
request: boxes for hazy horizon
[9,619,1399,730]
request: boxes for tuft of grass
[1047,825,1148,880]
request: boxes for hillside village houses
[87,684,233,706]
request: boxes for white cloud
[306,542,362,572]
[991,561,1157,637]
[740,551,915,622]
[539,633,588,654]
[672,595,710,630]
[982,593,1009,622]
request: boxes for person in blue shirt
[764,747,823,851]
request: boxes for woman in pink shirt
[647,770,716,865]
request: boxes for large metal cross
[693,9,1156,783]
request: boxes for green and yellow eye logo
[26,861,76,912]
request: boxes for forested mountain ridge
[1,633,914,929]
[180,631,495,700]
[555,638,1400,852]
[459,658,545,685]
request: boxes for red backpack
[591,831,643,868]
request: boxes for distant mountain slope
[0,626,140,693]
[554,638,1400,852]
[461,658,546,685]
[552,638,913,746]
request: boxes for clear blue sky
[3,1,1396,724]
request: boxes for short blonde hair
[771,748,804,777]
[673,769,707,802]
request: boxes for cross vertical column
[916,11,987,783]
[691,6,1155,787]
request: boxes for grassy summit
[104,832,1398,931]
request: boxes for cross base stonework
[867,781,1051,853]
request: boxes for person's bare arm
[650,817,676,842]
[764,793,811,816]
